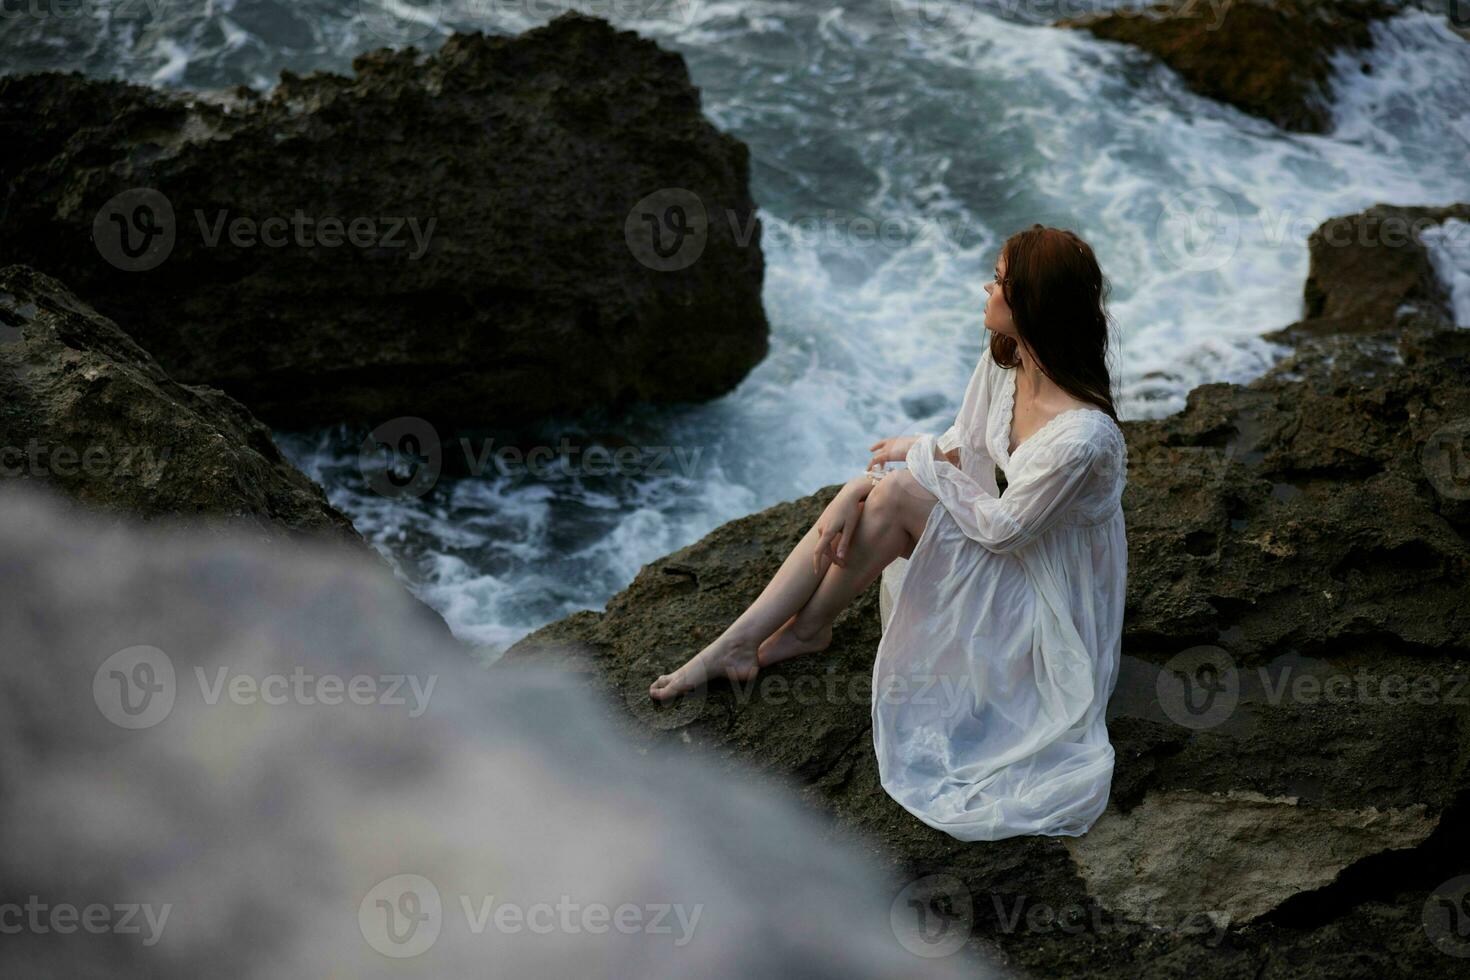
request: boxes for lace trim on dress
[995,360,1116,466]
[993,359,1128,490]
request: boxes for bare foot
[757,614,833,668]
[649,634,759,700]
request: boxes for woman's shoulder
[1047,407,1126,460]
[975,344,996,382]
[957,345,996,409]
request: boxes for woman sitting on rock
[650,224,1129,842]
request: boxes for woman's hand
[871,434,961,469]
[868,435,918,470]
[812,478,870,577]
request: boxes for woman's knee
[868,471,922,523]
[876,471,937,535]
[866,472,905,518]
[878,469,929,502]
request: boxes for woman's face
[983,254,1015,337]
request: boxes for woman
[649,224,1128,842]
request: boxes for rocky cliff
[0,263,459,642]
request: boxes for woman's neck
[1015,347,1044,393]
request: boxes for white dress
[872,346,1128,842]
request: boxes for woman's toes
[651,671,691,700]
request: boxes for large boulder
[0,12,768,428]
[1262,202,1470,342]
[503,208,1470,975]
[1057,0,1399,133]
[0,264,358,544]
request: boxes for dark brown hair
[989,224,1119,422]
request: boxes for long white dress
[872,345,1128,842]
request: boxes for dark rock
[1057,0,1400,133]
[502,208,1470,975]
[0,264,358,544]
[0,264,458,641]
[0,12,768,428]
[1263,202,1470,343]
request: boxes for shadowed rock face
[0,12,769,428]
[503,204,1470,976]
[0,264,358,545]
[1057,0,1398,133]
[0,488,988,979]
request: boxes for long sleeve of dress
[928,348,993,471]
[905,432,1101,554]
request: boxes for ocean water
[5,1,1468,651]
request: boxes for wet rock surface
[1057,0,1401,134]
[0,12,768,428]
[503,204,1470,976]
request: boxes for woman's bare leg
[759,474,933,667]
[650,473,938,699]
[649,519,836,700]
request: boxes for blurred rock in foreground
[0,487,988,979]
